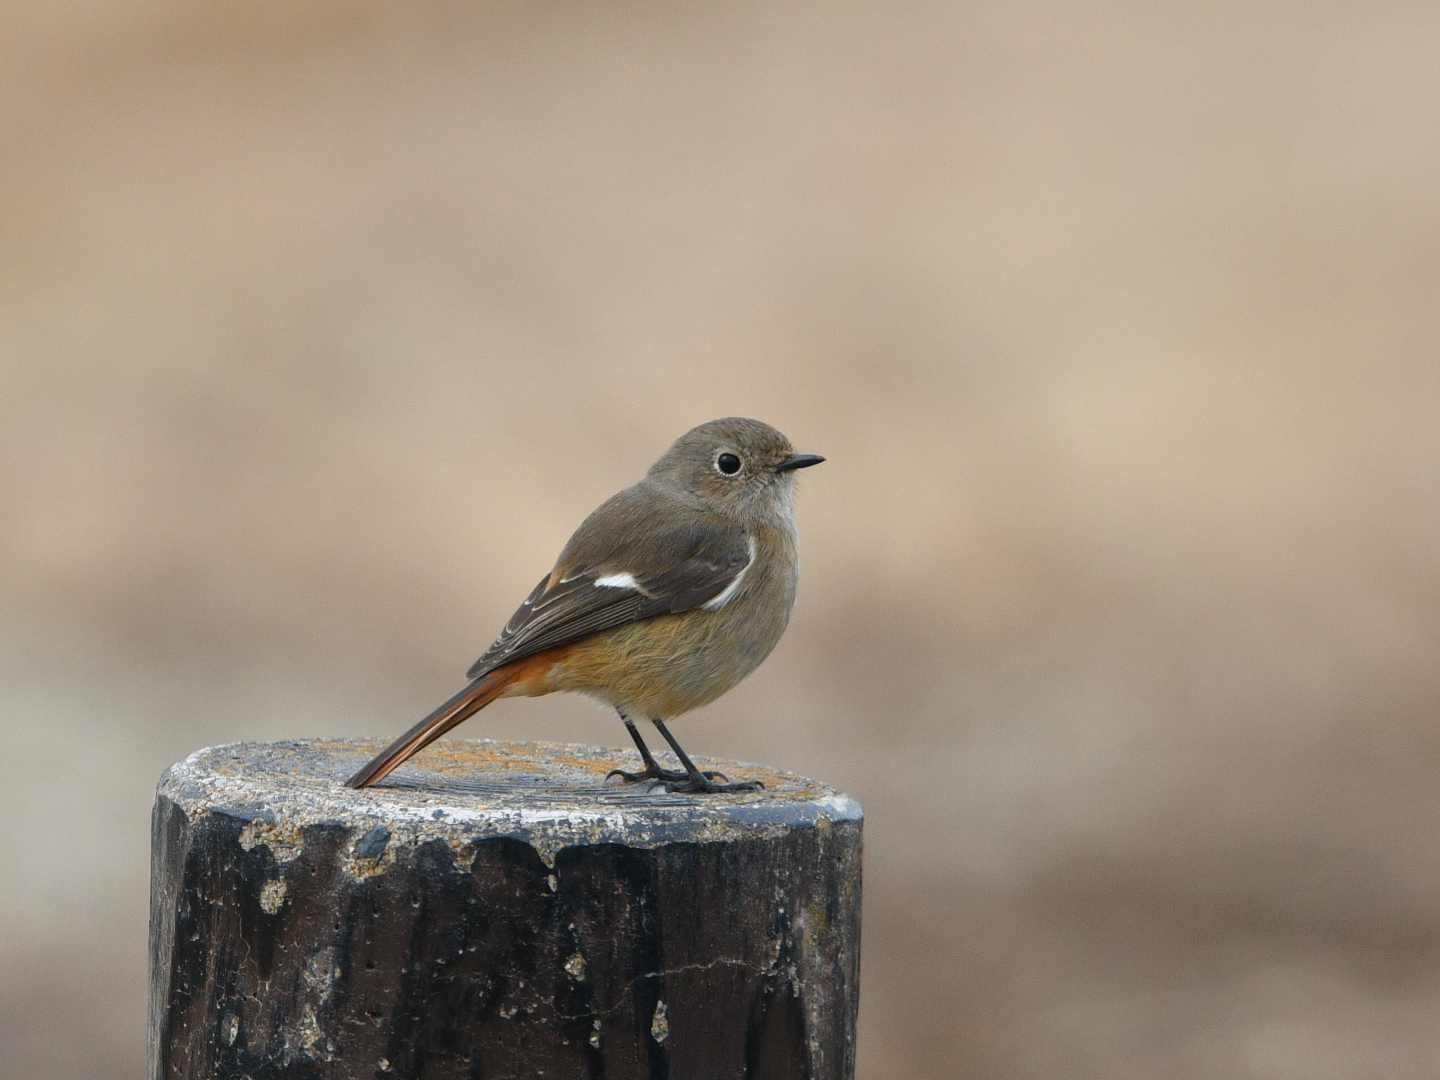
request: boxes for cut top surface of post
[160,738,862,863]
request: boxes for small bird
[346,417,823,794]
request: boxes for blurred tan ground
[3,2,1440,1077]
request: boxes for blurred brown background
[3,2,1440,1077]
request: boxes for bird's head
[649,417,824,520]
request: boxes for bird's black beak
[775,453,825,473]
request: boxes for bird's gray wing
[466,489,752,679]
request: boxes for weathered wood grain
[149,739,862,1080]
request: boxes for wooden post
[149,739,862,1079]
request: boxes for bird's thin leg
[605,712,728,785]
[650,719,761,794]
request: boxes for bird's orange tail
[345,665,525,788]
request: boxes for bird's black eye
[716,452,741,475]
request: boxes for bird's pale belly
[520,568,795,719]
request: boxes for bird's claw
[605,765,729,785]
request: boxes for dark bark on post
[148,739,862,1080]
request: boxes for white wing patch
[701,535,756,611]
[594,572,640,589]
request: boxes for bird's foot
[605,764,729,785]
[656,774,763,795]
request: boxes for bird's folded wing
[466,517,752,679]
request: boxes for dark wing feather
[466,509,751,680]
